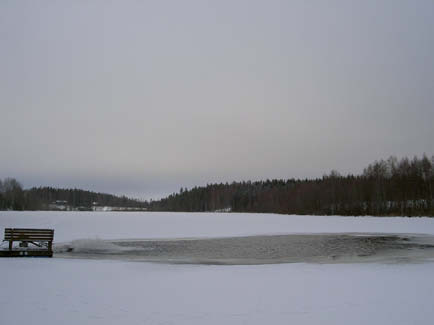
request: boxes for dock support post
[9,229,13,251]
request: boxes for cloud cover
[1,0,434,199]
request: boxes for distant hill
[24,187,147,210]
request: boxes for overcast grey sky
[1,0,433,199]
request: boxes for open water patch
[54,233,434,265]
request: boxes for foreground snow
[2,211,434,242]
[2,212,434,324]
[1,258,434,325]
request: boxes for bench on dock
[1,228,54,257]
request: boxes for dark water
[55,233,434,265]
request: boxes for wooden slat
[5,229,53,234]
[5,235,53,238]
[5,235,53,237]
[4,233,53,235]
[5,229,53,233]
[5,228,53,232]
[5,231,53,233]
[5,227,53,230]
[5,238,53,240]
[5,233,53,236]
[5,235,54,240]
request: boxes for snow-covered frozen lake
[2,211,434,242]
[2,211,434,324]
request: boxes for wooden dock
[1,228,54,258]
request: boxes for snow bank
[1,258,434,325]
[1,211,434,242]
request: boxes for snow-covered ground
[2,258,434,325]
[1,211,434,324]
[2,211,434,242]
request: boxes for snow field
[1,258,434,325]
[2,211,434,243]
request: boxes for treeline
[0,180,146,210]
[148,155,434,216]
[25,187,147,210]
[0,178,25,210]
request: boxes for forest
[148,155,434,217]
